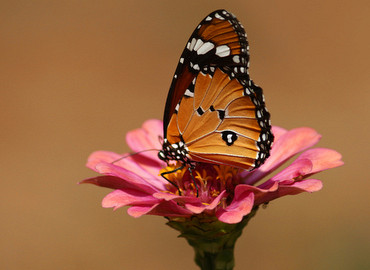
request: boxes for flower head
[81,119,343,224]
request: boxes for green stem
[166,207,258,270]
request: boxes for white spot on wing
[215,45,231,57]
[197,42,214,55]
[184,89,194,97]
[189,38,197,51]
[205,16,212,21]
[227,134,233,143]
[233,55,240,63]
[179,58,184,64]
[215,13,224,20]
[194,39,204,51]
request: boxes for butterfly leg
[187,167,199,197]
[160,165,185,195]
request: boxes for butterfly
[158,9,273,188]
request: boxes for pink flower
[81,119,343,224]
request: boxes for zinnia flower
[81,119,343,223]
[81,119,343,269]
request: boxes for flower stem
[166,207,258,270]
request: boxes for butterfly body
[158,9,273,173]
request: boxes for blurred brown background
[1,1,369,269]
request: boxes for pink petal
[238,182,278,196]
[86,150,122,170]
[153,192,200,204]
[126,119,163,161]
[142,119,164,147]
[117,155,166,188]
[296,148,344,175]
[270,159,313,182]
[80,175,135,190]
[271,126,288,141]
[258,148,342,188]
[216,187,254,224]
[185,191,227,214]
[94,162,159,193]
[128,201,193,218]
[255,179,323,205]
[127,204,159,218]
[153,191,227,214]
[102,189,160,210]
[86,150,166,190]
[153,192,183,200]
[290,179,323,192]
[244,127,321,185]
[234,184,275,205]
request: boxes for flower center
[159,162,240,203]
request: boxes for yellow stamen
[214,165,239,183]
[211,190,220,197]
[194,169,213,188]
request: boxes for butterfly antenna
[111,149,160,164]
[157,135,164,144]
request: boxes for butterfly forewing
[162,9,273,170]
[163,10,250,133]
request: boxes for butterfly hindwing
[166,68,268,170]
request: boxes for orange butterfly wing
[163,9,273,170]
[166,68,270,170]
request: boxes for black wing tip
[202,9,236,21]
